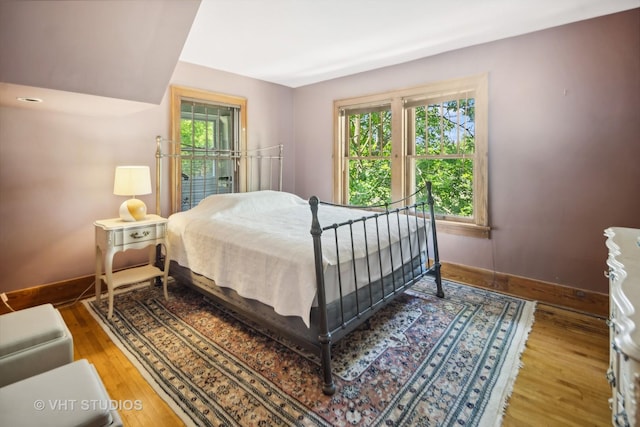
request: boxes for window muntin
[334,75,488,237]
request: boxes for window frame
[169,85,247,214]
[333,74,489,238]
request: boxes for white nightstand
[94,214,170,320]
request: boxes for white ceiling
[180,0,640,88]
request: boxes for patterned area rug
[84,278,535,427]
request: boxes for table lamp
[113,166,152,221]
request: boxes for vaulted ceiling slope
[0,0,638,106]
[0,0,201,104]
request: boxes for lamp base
[119,198,147,221]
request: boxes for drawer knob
[130,231,150,239]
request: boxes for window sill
[435,220,490,239]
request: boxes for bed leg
[426,181,445,299]
[320,334,336,395]
[434,263,444,298]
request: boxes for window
[170,86,247,213]
[343,105,392,206]
[334,74,488,237]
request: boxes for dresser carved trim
[606,227,640,427]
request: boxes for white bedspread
[168,191,425,327]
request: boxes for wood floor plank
[502,304,610,427]
[58,298,611,426]
[59,303,186,427]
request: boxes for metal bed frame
[155,137,443,395]
[310,186,443,394]
[154,135,284,216]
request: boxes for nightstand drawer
[115,223,165,246]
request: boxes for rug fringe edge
[479,299,538,427]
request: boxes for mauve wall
[0,62,294,292]
[0,10,637,295]
[292,10,640,294]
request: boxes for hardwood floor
[60,303,184,427]
[503,304,611,427]
[58,300,611,427]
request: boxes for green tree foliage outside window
[413,98,475,217]
[348,109,392,206]
[347,98,475,218]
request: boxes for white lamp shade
[113,166,152,197]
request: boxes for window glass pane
[414,106,427,155]
[442,101,459,155]
[179,100,238,210]
[180,157,217,210]
[426,104,442,155]
[459,98,475,155]
[348,110,392,157]
[348,159,391,206]
[346,107,391,206]
[415,158,474,218]
[411,95,476,218]
[423,98,476,156]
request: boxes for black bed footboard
[309,182,443,395]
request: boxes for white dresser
[606,227,640,427]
